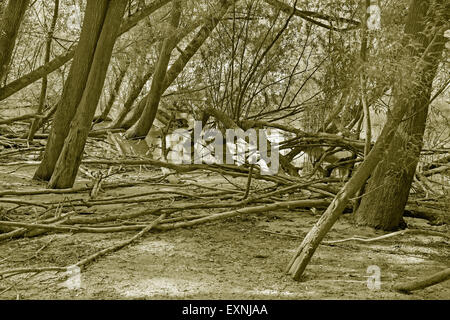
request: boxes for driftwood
[0,214,166,278]
[404,204,449,225]
[0,182,142,197]
[323,229,449,245]
[0,198,48,208]
[0,114,42,125]
[393,268,450,293]
[422,165,449,177]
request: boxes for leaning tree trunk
[120,95,148,129]
[125,0,235,137]
[0,0,30,82]
[48,0,127,189]
[125,0,181,139]
[33,0,109,182]
[286,0,447,280]
[354,0,447,230]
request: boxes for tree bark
[48,0,127,189]
[0,0,30,82]
[125,0,182,139]
[354,0,447,230]
[286,0,447,280]
[33,0,109,182]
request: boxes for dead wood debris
[0,131,448,283]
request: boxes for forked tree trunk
[354,0,447,230]
[48,0,127,189]
[33,0,109,182]
[0,0,30,82]
[286,0,446,280]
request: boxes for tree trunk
[111,68,153,128]
[125,0,234,138]
[0,0,30,82]
[354,0,447,230]
[286,0,447,280]
[48,0,127,189]
[33,0,110,182]
[96,59,129,123]
[120,95,148,129]
[27,0,59,141]
[125,0,181,139]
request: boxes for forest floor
[0,164,449,300]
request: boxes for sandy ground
[0,165,449,300]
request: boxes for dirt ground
[0,164,449,300]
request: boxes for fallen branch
[405,204,449,225]
[422,164,450,177]
[393,268,450,293]
[0,182,141,197]
[156,199,331,230]
[0,114,42,125]
[322,229,449,244]
[0,214,166,278]
[73,213,166,268]
[0,198,48,208]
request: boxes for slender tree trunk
[286,0,447,280]
[48,0,127,189]
[27,0,59,141]
[354,3,446,230]
[33,0,109,181]
[125,0,181,139]
[111,68,153,128]
[353,0,371,211]
[0,0,30,82]
[120,95,147,129]
[96,60,130,123]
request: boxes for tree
[110,67,153,129]
[124,0,236,135]
[354,0,448,230]
[0,0,171,102]
[27,0,60,141]
[48,0,128,188]
[33,0,111,182]
[125,0,182,139]
[286,0,448,280]
[0,0,30,82]
[96,58,130,123]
